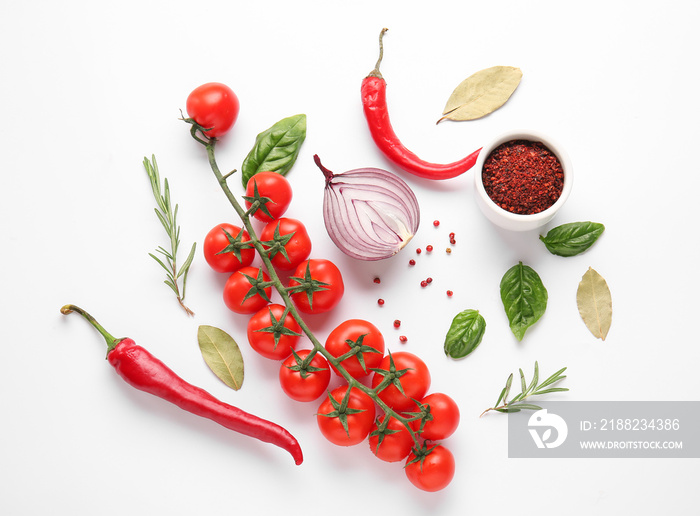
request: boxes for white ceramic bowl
[473,130,573,232]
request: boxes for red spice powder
[482,140,564,215]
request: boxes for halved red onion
[314,155,420,261]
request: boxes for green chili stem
[60,304,122,353]
[196,133,416,439]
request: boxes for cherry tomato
[368,415,413,463]
[289,259,344,315]
[247,304,301,360]
[222,266,271,314]
[186,82,239,138]
[244,172,293,222]
[202,223,255,273]
[279,349,331,402]
[316,386,376,446]
[405,444,455,492]
[411,392,460,441]
[324,319,384,378]
[371,351,431,412]
[260,218,312,271]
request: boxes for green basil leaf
[539,221,605,257]
[444,309,486,359]
[197,325,244,390]
[500,262,548,341]
[241,114,306,187]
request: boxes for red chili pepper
[60,304,303,465]
[361,28,482,180]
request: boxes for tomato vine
[184,117,455,491]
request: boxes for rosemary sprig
[480,361,568,417]
[143,155,196,316]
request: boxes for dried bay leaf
[197,325,245,390]
[576,267,612,340]
[438,66,522,123]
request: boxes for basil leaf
[500,262,548,341]
[197,325,245,391]
[241,114,306,186]
[539,221,605,257]
[444,309,486,359]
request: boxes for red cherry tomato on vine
[279,349,331,402]
[411,392,460,441]
[203,223,255,273]
[368,415,413,463]
[371,351,431,412]
[289,259,344,315]
[222,266,271,314]
[260,218,312,271]
[316,386,375,446]
[244,172,293,222]
[324,319,384,378]
[186,82,239,138]
[247,304,301,360]
[404,444,455,492]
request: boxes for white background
[2,1,698,514]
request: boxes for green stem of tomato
[198,136,419,441]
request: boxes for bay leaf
[500,261,548,341]
[197,325,245,390]
[438,66,522,123]
[576,267,612,340]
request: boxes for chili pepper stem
[367,27,388,79]
[60,304,123,353]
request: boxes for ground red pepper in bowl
[482,140,564,215]
[474,130,573,231]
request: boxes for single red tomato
[371,352,431,412]
[202,223,255,273]
[260,218,312,271]
[289,259,344,314]
[368,415,414,463]
[247,304,301,360]
[244,172,293,222]
[405,444,455,492]
[186,82,239,138]
[411,392,460,441]
[222,266,271,314]
[316,386,376,446]
[324,319,384,378]
[279,349,331,402]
